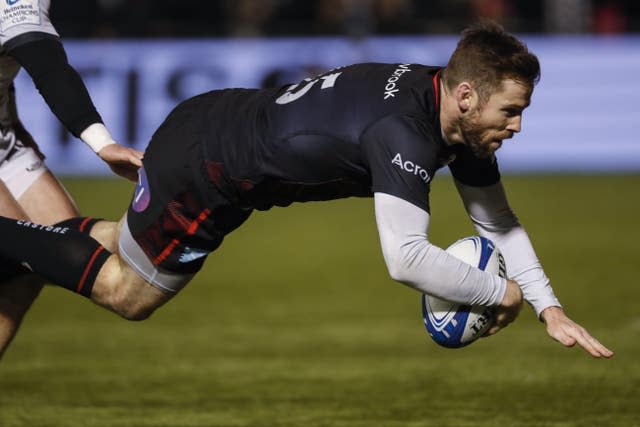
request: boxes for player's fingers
[548,325,576,347]
[588,333,614,357]
[111,164,139,182]
[127,154,143,167]
[557,333,577,347]
[594,342,614,358]
[569,326,611,358]
[579,331,614,358]
[575,334,603,357]
[127,150,144,162]
[485,325,500,336]
[485,318,512,336]
[495,310,517,328]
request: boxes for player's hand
[97,143,144,182]
[540,306,614,358]
[485,279,523,336]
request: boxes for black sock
[0,217,103,283]
[54,216,103,234]
[0,216,111,298]
[0,260,31,283]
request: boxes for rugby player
[0,21,613,358]
[0,0,143,359]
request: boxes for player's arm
[453,178,561,317]
[6,37,142,180]
[454,179,613,357]
[373,192,522,331]
[362,115,520,332]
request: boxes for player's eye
[502,108,520,117]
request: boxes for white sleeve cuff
[80,123,116,153]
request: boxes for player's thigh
[0,274,43,322]
[0,146,77,223]
[0,179,27,218]
[18,170,79,223]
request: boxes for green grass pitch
[0,174,638,427]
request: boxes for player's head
[443,20,540,105]
[442,21,540,158]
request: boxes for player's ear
[455,82,476,113]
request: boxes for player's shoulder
[341,62,440,92]
[362,113,447,169]
[0,0,58,49]
[336,63,439,126]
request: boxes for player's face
[461,79,531,158]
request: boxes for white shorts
[0,145,47,199]
[118,213,194,294]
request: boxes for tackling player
[0,0,143,359]
[0,21,613,358]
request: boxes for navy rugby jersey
[197,63,500,213]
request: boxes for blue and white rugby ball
[422,236,506,348]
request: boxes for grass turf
[0,174,638,427]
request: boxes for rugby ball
[422,236,506,348]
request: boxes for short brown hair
[442,21,540,103]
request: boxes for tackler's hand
[98,143,144,182]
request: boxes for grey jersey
[0,0,57,45]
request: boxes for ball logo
[468,308,493,334]
[132,167,151,212]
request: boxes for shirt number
[275,72,342,105]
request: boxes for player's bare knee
[89,221,119,253]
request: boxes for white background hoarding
[14,36,640,175]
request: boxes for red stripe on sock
[79,217,92,232]
[76,246,106,293]
[154,208,211,265]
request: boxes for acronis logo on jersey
[132,167,151,212]
[6,0,20,6]
[391,153,431,183]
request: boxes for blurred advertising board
[14,36,640,175]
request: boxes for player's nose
[506,115,522,133]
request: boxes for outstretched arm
[8,38,143,180]
[455,179,613,357]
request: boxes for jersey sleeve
[361,115,440,213]
[448,145,501,187]
[0,0,58,49]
